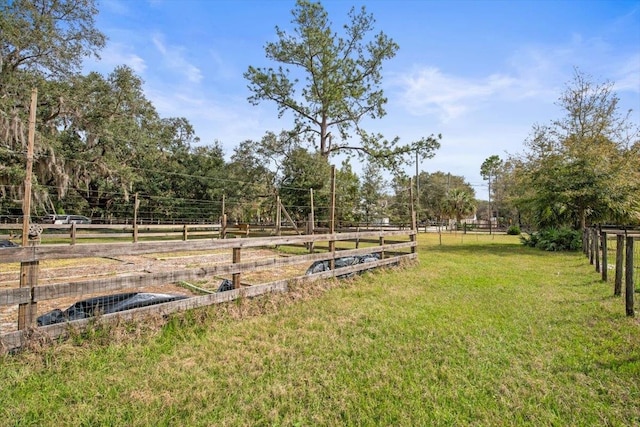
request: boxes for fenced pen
[583,226,639,316]
[0,227,416,353]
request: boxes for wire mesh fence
[0,229,417,352]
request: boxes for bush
[506,225,521,235]
[520,227,582,251]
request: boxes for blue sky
[85,0,640,199]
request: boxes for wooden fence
[0,222,414,244]
[0,223,224,243]
[0,229,416,353]
[583,226,639,317]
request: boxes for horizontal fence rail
[1,229,416,353]
[0,223,416,244]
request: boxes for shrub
[520,227,582,251]
[506,225,521,235]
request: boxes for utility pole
[21,88,37,246]
[329,165,336,270]
[18,88,38,330]
[488,171,492,235]
[415,150,420,229]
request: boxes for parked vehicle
[0,240,19,248]
[42,214,91,224]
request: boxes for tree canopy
[245,0,440,170]
[417,171,475,223]
[12,1,636,233]
[510,70,640,229]
[0,0,106,80]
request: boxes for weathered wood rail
[1,229,416,352]
[583,227,639,317]
[0,223,224,243]
[0,223,411,244]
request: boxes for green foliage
[245,0,398,157]
[335,159,361,224]
[360,161,387,224]
[443,188,476,223]
[244,0,440,170]
[0,0,105,80]
[520,227,582,251]
[278,148,331,222]
[506,225,521,235]
[418,171,475,222]
[513,70,640,229]
[480,155,503,182]
[0,0,436,226]
[1,0,105,213]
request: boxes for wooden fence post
[183,224,188,241]
[309,188,315,232]
[18,243,39,330]
[595,229,601,273]
[221,194,227,239]
[222,214,227,239]
[70,223,77,245]
[233,247,241,289]
[625,237,635,317]
[329,166,336,270]
[601,232,607,281]
[409,178,417,255]
[409,177,416,231]
[308,188,315,253]
[307,213,315,253]
[133,193,139,243]
[615,234,624,296]
[275,196,281,236]
[589,228,596,265]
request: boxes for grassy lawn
[1,233,638,426]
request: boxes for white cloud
[612,53,640,93]
[394,67,520,122]
[85,43,147,75]
[208,49,236,81]
[396,31,639,125]
[151,34,203,84]
[507,33,640,97]
[100,0,131,16]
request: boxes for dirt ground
[0,249,308,334]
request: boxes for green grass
[1,233,638,426]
